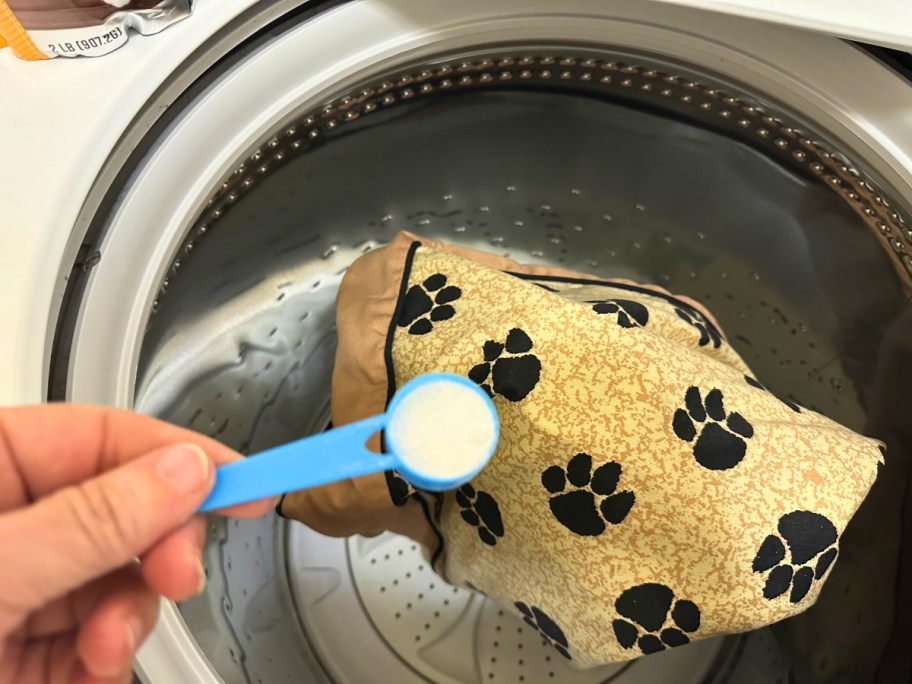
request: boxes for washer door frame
[44,0,912,682]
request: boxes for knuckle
[64,480,136,562]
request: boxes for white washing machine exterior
[2,1,912,683]
[3,0,912,407]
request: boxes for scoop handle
[199,413,392,512]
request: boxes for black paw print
[744,375,801,413]
[398,273,462,335]
[675,306,722,348]
[515,602,570,659]
[673,387,753,470]
[456,484,504,546]
[589,299,649,328]
[752,510,839,603]
[468,328,541,402]
[541,453,635,536]
[612,583,701,655]
[387,471,417,507]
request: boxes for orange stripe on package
[0,0,190,61]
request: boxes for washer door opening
[135,52,911,684]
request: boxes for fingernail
[195,558,207,595]
[157,444,210,493]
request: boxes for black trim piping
[507,271,724,339]
[380,241,448,565]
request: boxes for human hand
[0,405,274,684]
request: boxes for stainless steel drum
[57,27,912,684]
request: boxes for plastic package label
[0,0,190,61]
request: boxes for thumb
[0,443,213,617]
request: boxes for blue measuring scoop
[199,372,499,512]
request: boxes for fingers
[139,500,275,600]
[0,444,212,618]
[217,495,278,519]
[140,518,206,601]
[0,404,242,505]
[0,631,78,684]
[71,667,133,684]
[72,670,133,684]
[2,634,133,684]
[4,566,156,684]
[0,636,26,684]
[76,565,159,680]
[23,563,150,639]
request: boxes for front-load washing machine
[2,1,912,682]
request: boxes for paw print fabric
[398,273,462,335]
[279,231,884,669]
[468,328,541,401]
[542,453,635,535]
[672,386,754,470]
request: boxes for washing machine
[2,1,912,682]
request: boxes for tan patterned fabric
[280,231,883,668]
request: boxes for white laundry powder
[388,379,496,480]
